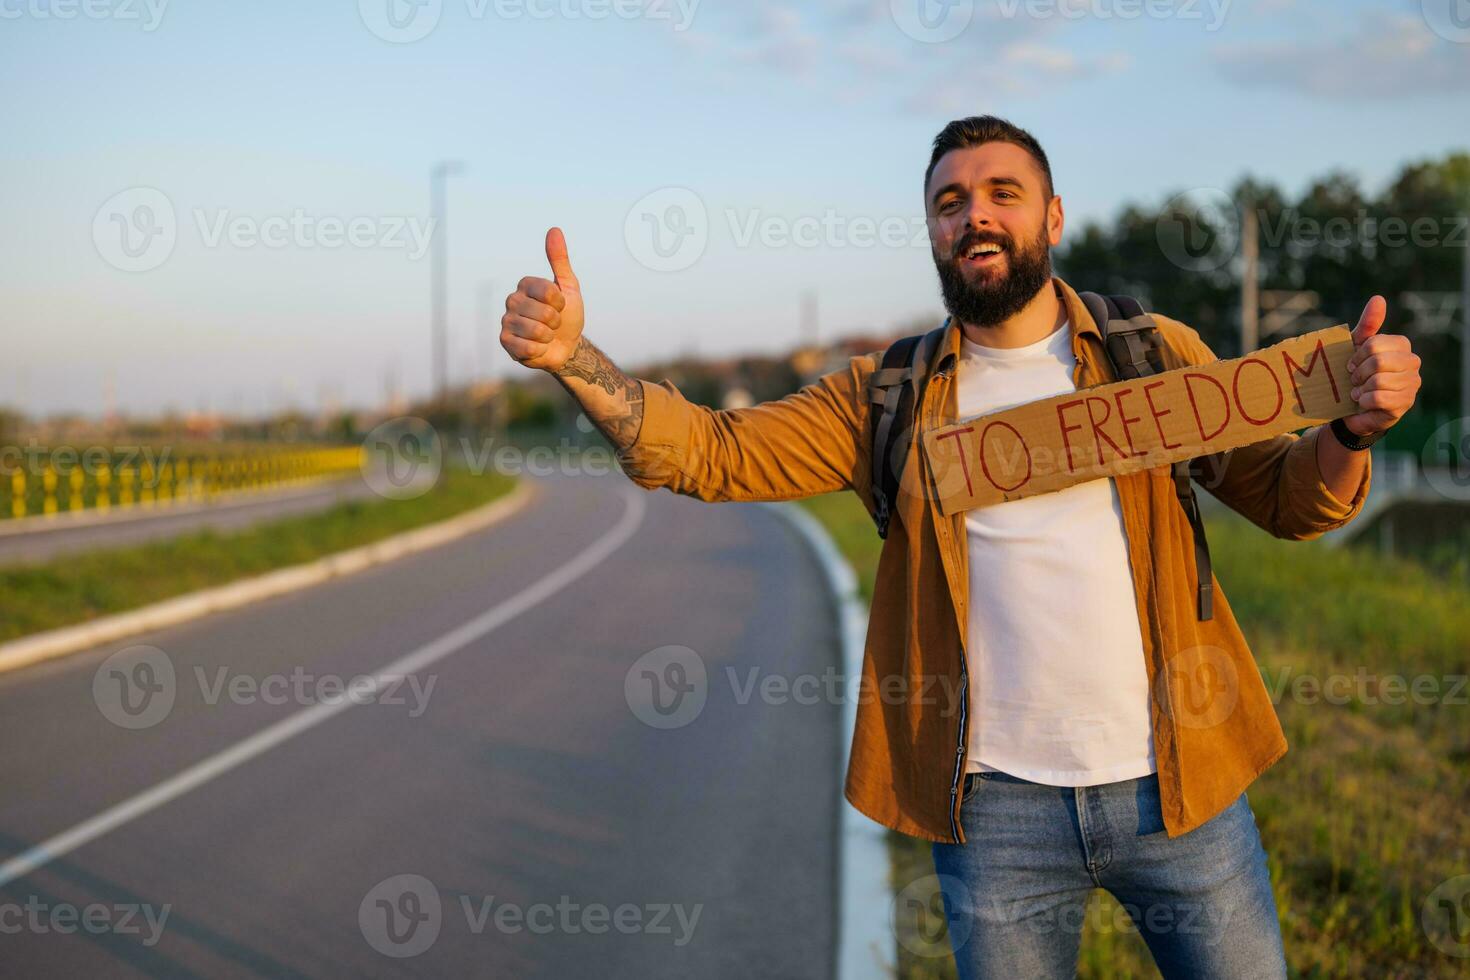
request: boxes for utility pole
[430,161,464,400]
[1462,213,1470,424]
[477,280,495,385]
[1240,202,1259,354]
[801,289,818,347]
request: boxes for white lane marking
[0,483,647,889]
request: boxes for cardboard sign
[921,325,1358,516]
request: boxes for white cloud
[664,0,1133,109]
[1213,11,1470,99]
[905,39,1132,111]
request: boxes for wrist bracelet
[1329,416,1381,452]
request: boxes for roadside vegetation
[0,468,517,643]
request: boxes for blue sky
[3,0,1467,417]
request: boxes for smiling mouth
[958,241,1006,269]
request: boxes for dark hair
[924,115,1054,204]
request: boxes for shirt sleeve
[615,352,880,506]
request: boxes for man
[499,116,1421,978]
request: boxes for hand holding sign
[923,326,1361,515]
[501,227,587,372]
[1343,295,1421,437]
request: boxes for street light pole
[431,161,464,400]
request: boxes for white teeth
[964,243,1002,259]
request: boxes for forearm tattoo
[553,337,645,448]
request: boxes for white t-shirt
[955,318,1157,785]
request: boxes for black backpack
[866,292,1214,621]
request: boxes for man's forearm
[1314,424,1369,506]
[550,336,645,450]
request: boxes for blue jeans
[929,770,1287,979]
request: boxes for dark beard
[932,224,1053,329]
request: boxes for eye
[995,190,1016,200]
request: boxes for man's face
[925,141,1063,328]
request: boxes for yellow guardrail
[0,445,362,522]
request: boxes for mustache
[951,231,1010,260]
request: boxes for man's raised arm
[500,227,874,505]
[499,227,646,451]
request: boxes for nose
[964,198,998,231]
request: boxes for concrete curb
[763,502,896,980]
[0,480,537,676]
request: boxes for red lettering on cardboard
[1112,387,1148,458]
[1183,373,1230,441]
[1280,338,1340,413]
[1085,396,1127,468]
[1142,379,1181,450]
[1232,357,1284,426]
[979,421,1031,492]
[934,426,975,496]
[1056,399,1087,475]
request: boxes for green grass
[799,491,1470,979]
[0,468,517,643]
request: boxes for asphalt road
[0,473,845,978]
[0,477,379,567]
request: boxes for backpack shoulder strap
[1080,291,1162,380]
[867,322,947,539]
[1078,291,1215,621]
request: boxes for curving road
[0,473,845,978]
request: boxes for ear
[1047,194,1064,247]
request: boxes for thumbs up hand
[501,227,586,372]
[1342,295,1421,437]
